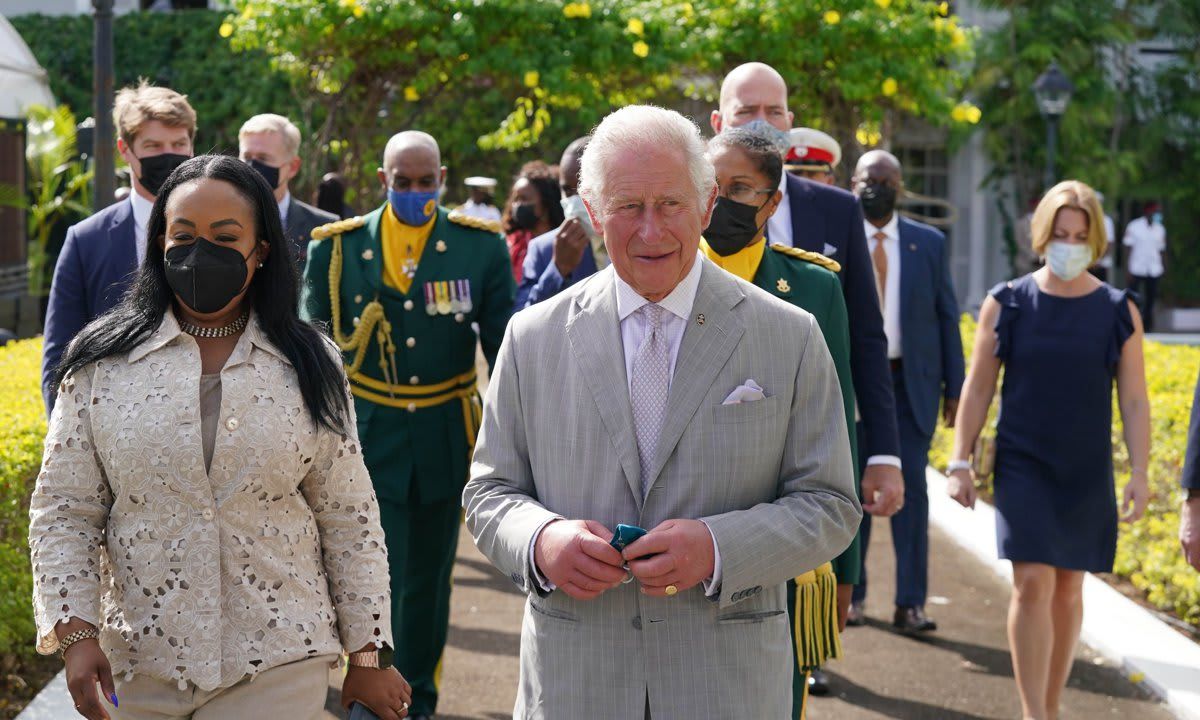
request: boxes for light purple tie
[631,303,670,496]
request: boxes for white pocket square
[722,379,766,405]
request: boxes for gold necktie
[871,230,888,312]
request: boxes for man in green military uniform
[705,126,860,719]
[301,131,514,719]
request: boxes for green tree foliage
[222,0,977,204]
[972,1,1200,302]
[10,11,302,179]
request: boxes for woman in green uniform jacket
[704,126,861,720]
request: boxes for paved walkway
[318,520,1171,719]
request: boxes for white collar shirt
[277,191,291,226]
[130,191,154,266]
[864,214,902,359]
[765,172,793,247]
[1123,216,1166,277]
[614,252,704,392]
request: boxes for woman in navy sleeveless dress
[946,181,1151,720]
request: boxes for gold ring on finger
[665,584,679,596]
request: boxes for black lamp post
[1033,62,1074,192]
[92,0,116,211]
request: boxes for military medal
[458,279,473,313]
[435,281,452,315]
[448,280,462,313]
[424,282,437,316]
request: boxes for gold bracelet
[59,628,100,656]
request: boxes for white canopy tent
[0,15,55,117]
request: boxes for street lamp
[1033,62,1074,192]
[92,0,115,211]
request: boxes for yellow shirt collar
[381,204,435,294]
[699,237,766,283]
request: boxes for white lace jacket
[29,312,392,691]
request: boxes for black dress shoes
[846,601,866,627]
[807,667,831,696]
[893,605,938,633]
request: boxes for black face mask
[248,159,281,190]
[512,203,539,230]
[704,195,768,256]
[859,182,898,222]
[164,238,255,315]
[136,153,190,196]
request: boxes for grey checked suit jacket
[463,260,860,720]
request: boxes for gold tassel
[793,563,842,671]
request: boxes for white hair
[578,105,716,221]
[238,113,301,158]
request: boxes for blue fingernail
[110,693,119,707]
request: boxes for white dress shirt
[864,215,902,359]
[277,191,292,226]
[1123,216,1166,277]
[532,254,723,595]
[765,172,793,247]
[130,190,154,266]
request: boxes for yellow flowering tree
[692,0,977,163]
[223,0,700,202]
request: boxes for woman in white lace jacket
[30,156,411,720]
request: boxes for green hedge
[0,339,46,663]
[930,315,1200,627]
[10,10,304,182]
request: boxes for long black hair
[501,160,565,234]
[57,154,351,434]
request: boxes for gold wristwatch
[59,628,100,656]
[347,645,393,670]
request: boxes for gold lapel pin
[361,248,374,261]
[776,278,791,293]
[696,313,705,325]
[436,240,447,253]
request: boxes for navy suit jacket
[42,200,138,414]
[781,174,901,458]
[895,216,967,438]
[1183,367,1200,490]
[514,225,599,312]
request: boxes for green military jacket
[752,244,862,584]
[301,204,515,505]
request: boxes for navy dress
[990,274,1135,572]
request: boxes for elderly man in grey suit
[463,105,861,719]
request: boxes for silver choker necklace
[179,311,249,339]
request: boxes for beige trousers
[111,655,337,720]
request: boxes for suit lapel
[898,218,914,344]
[564,268,644,504]
[109,202,138,285]
[646,261,745,487]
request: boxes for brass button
[409,376,420,385]
[454,313,465,323]
[405,337,416,348]
[354,294,363,304]
[403,300,414,311]
[406,403,417,413]
[352,316,360,326]
[225,417,239,431]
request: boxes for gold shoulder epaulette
[447,209,502,234]
[311,215,366,241]
[770,244,842,274]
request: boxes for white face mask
[1045,241,1093,281]
[561,193,598,238]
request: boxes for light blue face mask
[1045,241,1093,281]
[560,193,598,238]
[1152,212,1163,225]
